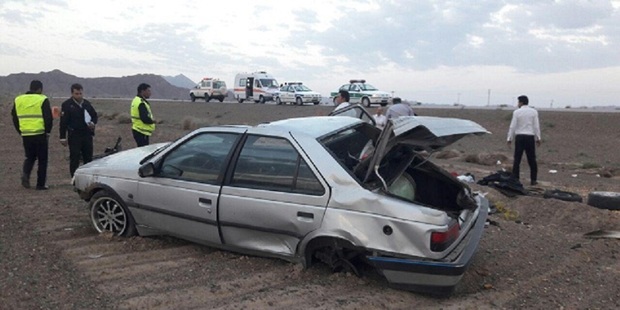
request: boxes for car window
[239,79,246,87]
[320,124,376,173]
[350,85,360,92]
[360,83,378,91]
[159,132,239,184]
[231,135,324,195]
[339,85,349,91]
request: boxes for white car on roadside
[276,82,322,105]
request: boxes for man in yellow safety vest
[11,80,53,190]
[130,83,155,147]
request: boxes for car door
[282,85,294,103]
[218,133,329,257]
[133,131,242,245]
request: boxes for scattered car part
[587,191,620,210]
[584,230,620,239]
[543,189,583,203]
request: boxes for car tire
[333,97,337,104]
[259,96,266,104]
[296,97,303,106]
[313,101,320,105]
[276,97,282,105]
[89,190,137,237]
[587,191,620,210]
[362,97,371,107]
[237,97,244,103]
[205,95,211,103]
[380,102,388,107]
[218,97,224,102]
[190,93,196,102]
[543,189,583,203]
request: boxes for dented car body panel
[73,112,489,295]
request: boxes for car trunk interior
[361,145,477,215]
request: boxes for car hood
[77,143,168,177]
[362,116,490,183]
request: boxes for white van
[233,71,280,103]
[189,77,227,102]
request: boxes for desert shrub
[582,162,600,169]
[543,122,555,128]
[182,117,198,130]
[116,114,132,124]
[565,105,571,109]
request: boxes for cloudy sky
[1,0,620,107]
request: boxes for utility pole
[487,89,491,106]
[456,93,461,105]
[550,99,554,108]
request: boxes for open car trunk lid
[362,116,490,184]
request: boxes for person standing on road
[373,106,387,129]
[130,83,155,147]
[11,80,53,190]
[333,90,351,111]
[507,95,541,185]
[386,97,416,119]
[59,83,98,177]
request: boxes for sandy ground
[1,99,619,309]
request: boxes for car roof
[259,116,361,138]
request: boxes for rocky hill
[0,70,190,100]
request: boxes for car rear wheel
[190,93,196,102]
[89,190,137,237]
[218,96,224,102]
[362,97,371,107]
[205,95,211,103]
[237,97,244,103]
[380,102,388,107]
[296,97,303,106]
[259,96,266,104]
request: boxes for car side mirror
[138,162,155,178]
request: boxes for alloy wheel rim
[92,197,127,235]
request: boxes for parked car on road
[189,77,227,102]
[275,82,322,105]
[73,106,489,294]
[330,79,391,107]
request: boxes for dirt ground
[1,99,619,309]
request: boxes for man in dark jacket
[59,83,98,177]
[11,80,53,190]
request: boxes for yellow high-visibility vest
[130,96,155,136]
[15,94,47,136]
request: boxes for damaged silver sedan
[73,109,489,295]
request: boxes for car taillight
[430,221,460,252]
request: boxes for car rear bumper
[367,203,488,295]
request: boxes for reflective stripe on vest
[130,96,155,136]
[15,94,46,136]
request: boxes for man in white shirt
[507,95,541,185]
[333,90,351,111]
[373,107,387,130]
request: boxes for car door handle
[297,212,314,219]
[199,198,212,204]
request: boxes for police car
[275,82,322,105]
[330,80,392,107]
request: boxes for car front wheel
[190,93,196,102]
[296,97,303,106]
[205,95,211,103]
[89,190,137,237]
[276,97,282,105]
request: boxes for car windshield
[293,85,312,91]
[213,81,226,88]
[359,83,378,91]
[259,79,279,88]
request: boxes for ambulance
[233,71,280,103]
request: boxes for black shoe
[36,185,49,190]
[21,176,30,189]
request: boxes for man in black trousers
[11,80,53,190]
[59,83,98,177]
[507,95,542,185]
